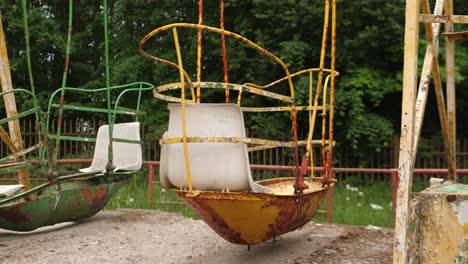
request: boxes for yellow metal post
[0,16,30,189]
[411,0,443,164]
[444,0,457,182]
[173,28,193,191]
[393,0,420,263]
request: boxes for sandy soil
[0,209,393,264]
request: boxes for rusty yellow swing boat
[139,0,338,245]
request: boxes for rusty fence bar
[1,159,467,223]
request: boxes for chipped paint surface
[414,184,467,263]
[176,178,329,245]
[0,174,130,231]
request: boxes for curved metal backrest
[139,23,296,100]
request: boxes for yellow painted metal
[328,0,336,181]
[173,28,193,191]
[304,0,331,177]
[139,23,296,99]
[176,178,330,245]
[160,136,333,148]
[308,71,315,175]
[153,82,294,104]
[393,0,420,263]
[219,0,229,102]
[196,0,203,103]
[0,16,30,189]
[0,125,19,155]
[444,0,457,182]
[412,0,443,165]
[243,68,338,90]
[419,14,468,24]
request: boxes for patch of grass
[313,177,429,227]
[106,172,431,228]
[105,170,197,218]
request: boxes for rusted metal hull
[176,177,330,245]
[0,174,131,232]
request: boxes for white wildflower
[346,184,351,190]
[357,203,362,207]
[346,197,350,201]
[350,187,359,192]
[161,188,166,193]
[370,203,383,210]
[358,192,364,197]
[365,225,381,230]
[128,198,134,203]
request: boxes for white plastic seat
[80,122,142,173]
[160,103,269,193]
[0,184,24,198]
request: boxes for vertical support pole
[147,164,154,204]
[196,0,203,103]
[173,28,193,191]
[412,0,444,166]
[444,0,457,182]
[220,0,230,103]
[0,16,30,189]
[393,0,420,263]
[103,0,114,171]
[391,169,399,222]
[325,173,335,223]
[52,0,73,169]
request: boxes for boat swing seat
[160,103,269,193]
[80,122,142,174]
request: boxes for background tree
[0,0,467,166]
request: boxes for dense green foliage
[0,0,467,164]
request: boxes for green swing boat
[0,0,153,232]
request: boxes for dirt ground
[0,209,393,264]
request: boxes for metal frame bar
[393,0,420,263]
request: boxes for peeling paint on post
[414,183,467,263]
[444,0,457,183]
[393,0,420,263]
[0,16,30,189]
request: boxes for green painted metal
[48,135,96,143]
[0,89,45,166]
[51,104,139,116]
[103,0,113,171]
[0,172,132,231]
[112,138,142,144]
[21,0,35,98]
[51,0,73,165]
[0,142,46,163]
[0,107,39,126]
[0,163,31,176]
[45,82,154,131]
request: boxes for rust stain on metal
[176,178,329,245]
[0,204,29,223]
[81,188,108,209]
[179,193,247,244]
